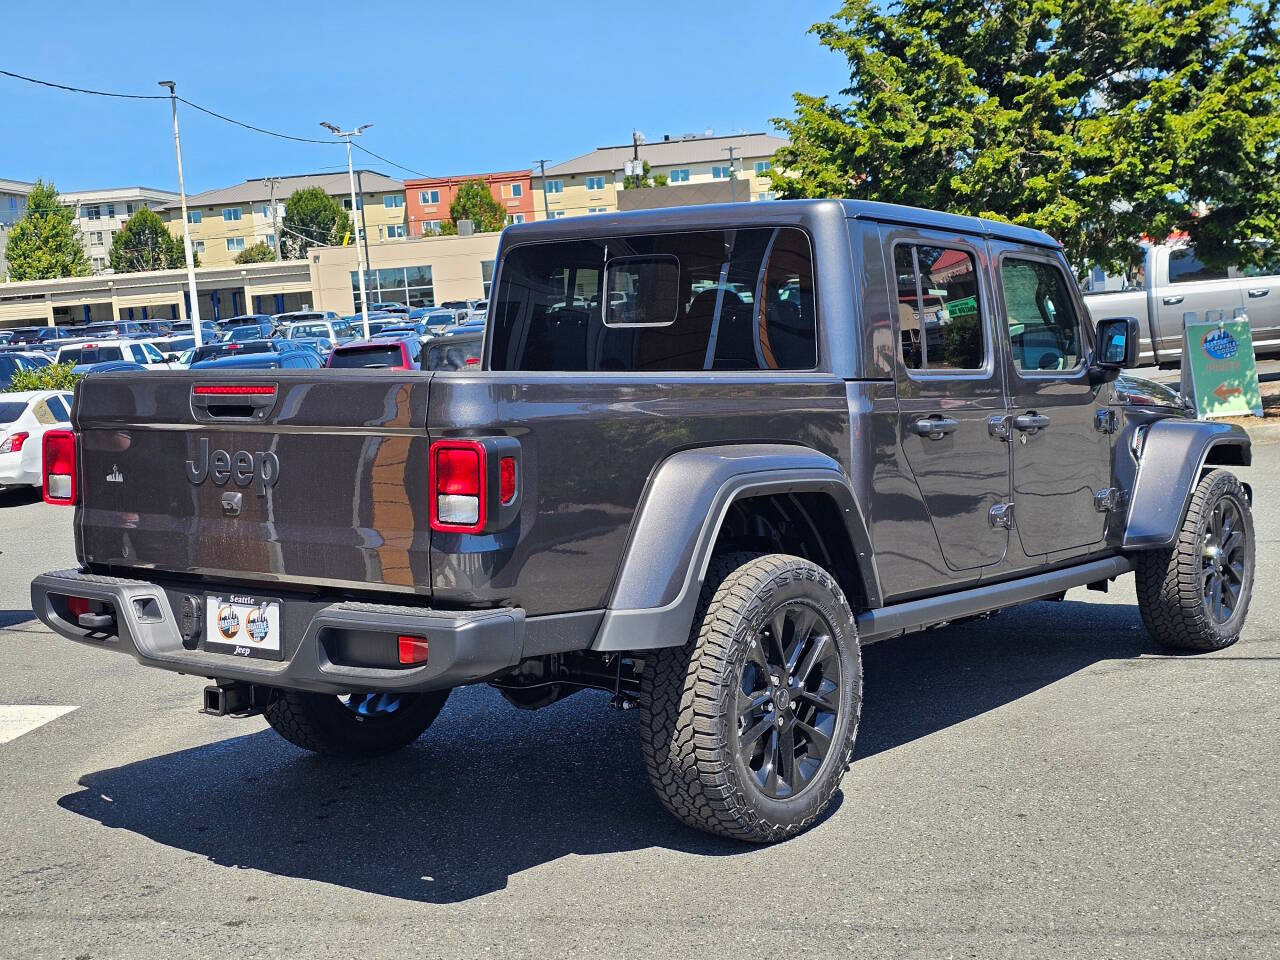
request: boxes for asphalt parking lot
[1,445,1277,960]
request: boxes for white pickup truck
[54,338,182,370]
[1083,243,1279,366]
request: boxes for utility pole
[724,145,739,203]
[321,121,373,338]
[159,81,203,348]
[355,169,372,272]
[535,159,551,221]
[263,177,281,261]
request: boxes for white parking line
[0,705,78,744]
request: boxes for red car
[326,338,422,370]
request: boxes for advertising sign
[1181,320,1263,419]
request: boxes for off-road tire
[1135,469,1254,652]
[638,553,862,843]
[264,689,451,757]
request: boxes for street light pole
[322,122,373,338]
[535,159,552,221]
[724,145,739,203]
[159,81,203,348]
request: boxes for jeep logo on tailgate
[186,437,280,495]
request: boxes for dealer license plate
[204,595,283,660]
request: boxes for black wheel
[639,553,861,843]
[264,688,451,757]
[1136,469,1254,652]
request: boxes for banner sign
[1181,320,1263,419]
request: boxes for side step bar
[855,555,1135,643]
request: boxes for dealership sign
[1182,320,1263,419]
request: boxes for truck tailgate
[74,371,433,595]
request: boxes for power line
[176,98,338,145]
[352,142,429,178]
[0,68,167,100]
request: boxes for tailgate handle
[191,384,277,422]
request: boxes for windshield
[0,400,27,424]
[288,323,329,338]
[330,345,405,368]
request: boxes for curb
[1241,421,1280,444]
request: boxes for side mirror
[1094,316,1139,370]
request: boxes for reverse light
[397,635,430,665]
[0,431,29,454]
[42,430,77,505]
[430,440,485,532]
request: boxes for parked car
[168,321,220,341]
[0,331,12,345]
[0,390,74,490]
[0,354,45,389]
[282,317,353,344]
[55,339,177,369]
[376,322,430,339]
[1083,242,1280,366]
[222,321,276,342]
[369,302,410,315]
[326,338,423,370]
[190,348,325,371]
[188,339,317,365]
[440,319,486,338]
[71,360,148,376]
[422,331,482,370]
[30,200,1257,846]
[274,310,341,333]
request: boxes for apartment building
[0,178,35,278]
[61,186,180,274]
[403,170,533,235]
[161,170,406,267]
[531,132,787,220]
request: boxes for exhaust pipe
[201,681,271,717]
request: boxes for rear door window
[893,243,987,372]
[1169,247,1228,283]
[489,227,818,372]
[45,395,70,421]
[1001,258,1084,373]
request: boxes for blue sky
[1,0,849,195]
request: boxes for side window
[1169,247,1228,283]
[30,400,58,425]
[1001,257,1084,373]
[141,343,165,364]
[893,242,986,372]
[45,395,69,422]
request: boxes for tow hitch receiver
[201,681,273,718]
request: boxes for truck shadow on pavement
[57,598,1153,903]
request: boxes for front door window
[1002,258,1084,373]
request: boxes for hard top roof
[501,198,1059,250]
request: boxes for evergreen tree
[4,180,90,280]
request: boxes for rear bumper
[30,569,524,696]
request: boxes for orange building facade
[403,170,534,236]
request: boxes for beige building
[161,170,407,268]
[309,232,502,315]
[532,132,787,220]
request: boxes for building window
[669,169,690,183]
[421,220,441,235]
[352,265,435,309]
[585,175,605,192]
[482,260,496,297]
[126,202,135,215]
[503,182,524,198]
[551,210,567,219]
[506,213,526,225]
[343,197,363,211]
[387,224,406,238]
[754,160,772,175]
[226,237,246,251]
[258,204,272,218]
[91,231,103,244]
[91,256,106,271]
[756,191,778,202]
[384,194,404,209]
[588,207,608,214]
[223,207,242,222]
[419,189,439,205]
[106,204,115,218]
[84,205,101,220]
[266,234,276,247]
[545,180,564,194]
[193,240,205,254]
[712,165,732,179]
[188,210,202,224]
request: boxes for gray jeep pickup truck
[32,200,1255,843]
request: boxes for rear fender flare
[592,444,879,652]
[1122,418,1251,550]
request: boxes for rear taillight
[499,456,517,505]
[398,635,430,665]
[43,429,77,505]
[0,431,29,454]
[430,440,486,532]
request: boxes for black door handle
[1248,288,1269,298]
[1162,295,1184,305]
[1014,413,1051,432]
[911,417,958,439]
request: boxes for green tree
[279,188,353,258]
[445,179,508,233]
[109,208,194,273]
[235,242,276,264]
[4,180,90,280]
[771,0,1280,273]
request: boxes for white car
[54,339,178,370]
[0,391,74,491]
